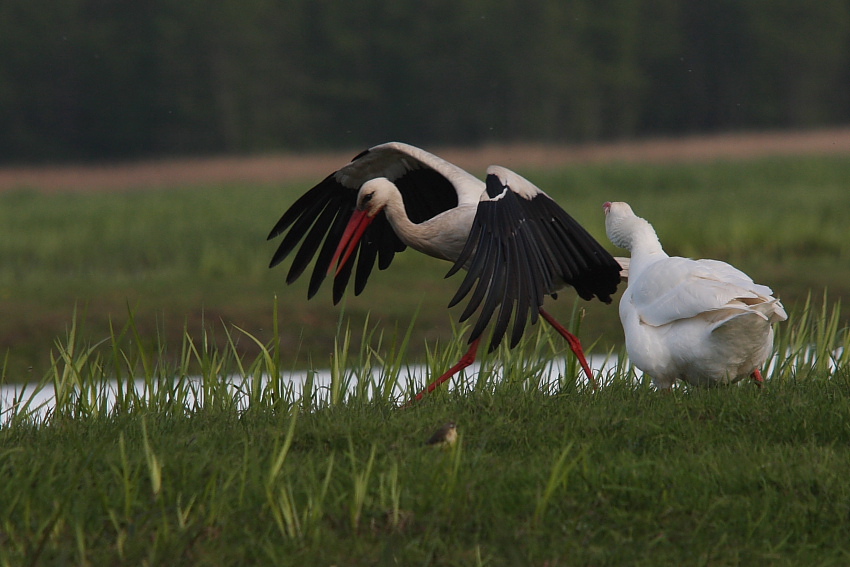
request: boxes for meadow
[1,152,850,564]
[1,299,849,565]
[1,153,849,378]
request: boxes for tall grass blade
[348,440,376,532]
[533,443,585,529]
[265,409,301,539]
[140,417,163,498]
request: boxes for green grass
[1,154,850,378]
[1,296,850,565]
[2,153,850,564]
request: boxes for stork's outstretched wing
[267,142,468,303]
[447,167,621,351]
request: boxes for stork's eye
[361,193,374,204]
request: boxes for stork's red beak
[329,209,375,276]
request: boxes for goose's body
[604,201,787,388]
[268,142,623,400]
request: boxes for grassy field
[1,154,849,378]
[1,299,849,565]
[1,152,850,564]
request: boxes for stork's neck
[382,189,474,262]
[381,189,420,243]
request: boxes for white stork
[267,142,622,401]
[604,201,787,389]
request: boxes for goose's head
[603,201,658,252]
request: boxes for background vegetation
[2,0,850,162]
[1,154,849,379]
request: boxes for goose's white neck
[605,204,667,278]
[625,217,665,256]
[628,230,667,280]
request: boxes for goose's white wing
[632,257,775,327]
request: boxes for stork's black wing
[447,170,621,351]
[267,143,460,303]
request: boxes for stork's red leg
[407,338,481,405]
[539,309,597,391]
[751,368,764,388]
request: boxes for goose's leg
[751,368,764,388]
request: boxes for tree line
[1,0,849,163]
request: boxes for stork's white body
[268,142,624,399]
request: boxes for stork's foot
[751,368,764,389]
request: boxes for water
[0,355,625,426]
[2,347,837,426]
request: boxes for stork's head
[328,178,397,276]
[356,178,396,216]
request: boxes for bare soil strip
[2,128,850,193]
